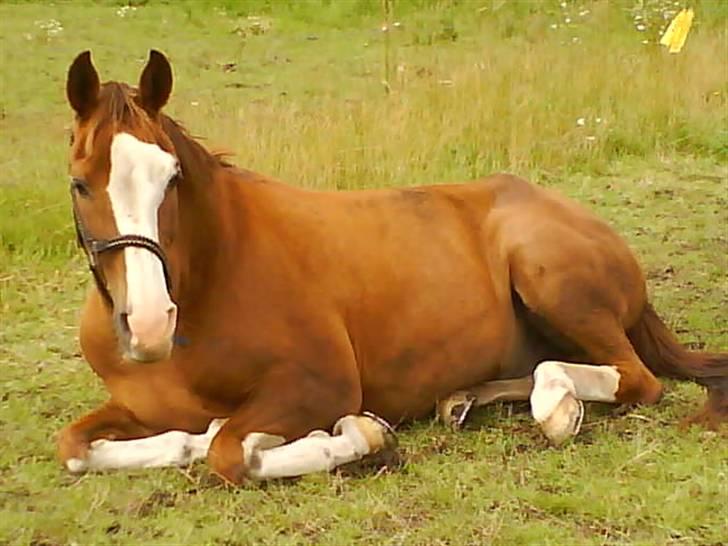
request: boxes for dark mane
[160,115,236,170]
[99,82,149,129]
[99,82,234,169]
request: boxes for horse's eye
[167,165,182,190]
[72,178,90,198]
[69,133,75,146]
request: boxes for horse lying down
[58,50,728,484]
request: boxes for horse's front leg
[57,401,161,473]
[65,419,226,473]
[206,373,394,484]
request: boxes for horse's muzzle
[117,304,178,363]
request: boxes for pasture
[1,1,726,544]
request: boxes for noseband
[70,182,172,306]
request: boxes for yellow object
[659,8,694,53]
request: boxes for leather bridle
[70,180,172,306]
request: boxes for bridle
[70,180,172,306]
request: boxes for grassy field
[1,1,727,545]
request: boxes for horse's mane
[99,82,234,170]
[160,114,236,169]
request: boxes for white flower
[585,136,596,142]
[636,23,646,31]
[565,17,572,24]
[576,117,586,127]
[116,6,136,17]
[35,18,63,36]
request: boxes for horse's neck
[168,136,236,303]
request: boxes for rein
[70,182,172,306]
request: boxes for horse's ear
[67,51,100,119]
[138,50,173,116]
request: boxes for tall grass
[0,0,726,260]
[196,1,727,185]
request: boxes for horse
[58,50,728,484]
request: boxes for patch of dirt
[336,443,403,478]
[403,434,450,464]
[647,265,676,281]
[130,490,177,518]
[287,519,331,541]
[105,522,121,535]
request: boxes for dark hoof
[437,392,476,430]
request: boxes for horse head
[66,50,182,363]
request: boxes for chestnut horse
[58,50,727,484]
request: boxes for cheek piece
[70,181,172,307]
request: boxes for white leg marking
[66,419,225,473]
[243,415,390,480]
[65,414,395,480]
[531,361,620,445]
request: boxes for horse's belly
[359,306,512,423]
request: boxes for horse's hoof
[359,412,398,453]
[358,412,400,471]
[437,391,476,430]
[539,393,584,446]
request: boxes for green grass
[1,1,727,545]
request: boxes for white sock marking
[78,419,224,472]
[243,415,378,480]
[69,415,390,481]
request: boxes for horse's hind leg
[528,318,664,445]
[509,237,664,443]
[437,377,534,429]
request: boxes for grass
[0,1,727,545]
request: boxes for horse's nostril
[118,312,131,337]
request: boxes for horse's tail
[627,302,728,428]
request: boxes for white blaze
[108,133,178,349]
